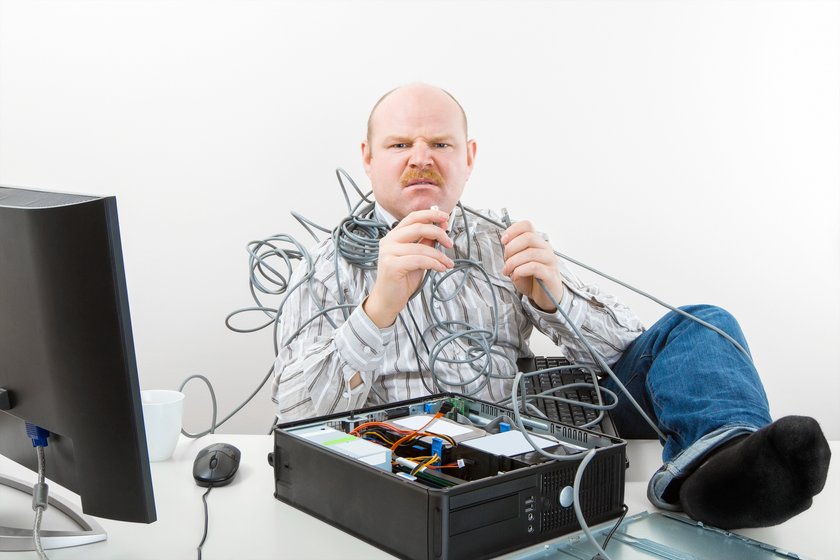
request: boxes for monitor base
[0,474,107,552]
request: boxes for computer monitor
[0,186,156,547]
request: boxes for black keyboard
[518,356,617,437]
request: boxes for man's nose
[408,143,433,167]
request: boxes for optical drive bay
[270,393,626,560]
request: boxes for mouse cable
[196,486,212,560]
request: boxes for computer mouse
[193,443,241,487]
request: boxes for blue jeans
[603,304,773,509]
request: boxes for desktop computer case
[271,394,626,560]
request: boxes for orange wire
[390,412,443,451]
[350,416,456,449]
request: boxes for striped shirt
[272,206,644,421]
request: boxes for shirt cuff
[522,282,587,330]
[333,299,395,375]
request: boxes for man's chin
[408,200,449,215]
[385,196,455,221]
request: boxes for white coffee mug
[141,389,185,462]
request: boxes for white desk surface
[1,436,837,560]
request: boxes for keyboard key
[521,356,610,434]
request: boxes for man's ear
[465,139,477,179]
[361,140,372,177]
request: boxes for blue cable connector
[25,422,50,447]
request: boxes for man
[273,83,830,529]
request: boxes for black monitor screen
[0,185,156,523]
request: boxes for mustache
[400,168,444,188]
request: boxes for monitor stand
[0,474,107,552]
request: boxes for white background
[1,0,837,439]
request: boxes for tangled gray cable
[216,167,761,559]
[225,171,529,402]
[206,166,756,453]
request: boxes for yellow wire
[411,454,440,476]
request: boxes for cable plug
[430,205,441,229]
[501,208,512,228]
[25,422,50,447]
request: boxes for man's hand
[363,208,454,328]
[501,219,564,312]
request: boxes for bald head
[366,84,468,143]
[361,82,477,220]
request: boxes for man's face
[362,86,477,221]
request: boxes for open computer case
[270,393,626,560]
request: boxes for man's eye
[434,143,450,148]
[391,143,408,149]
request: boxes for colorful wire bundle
[349,417,457,451]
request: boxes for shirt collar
[373,205,400,229]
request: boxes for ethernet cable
[466,205,752,364]
[214,172,637,432]
[178,366,275,438]
[181,167,747,462]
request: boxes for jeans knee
[676,304,742,336]
[678,304,731,322]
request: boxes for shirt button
[363,346,373,355]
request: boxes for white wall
[1,0,838,438]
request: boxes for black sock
[678,415,831,529]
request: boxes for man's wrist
[348,371,363,389]
[362,293,398,328]
[531,281,563,312]
[530,296,556,313]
